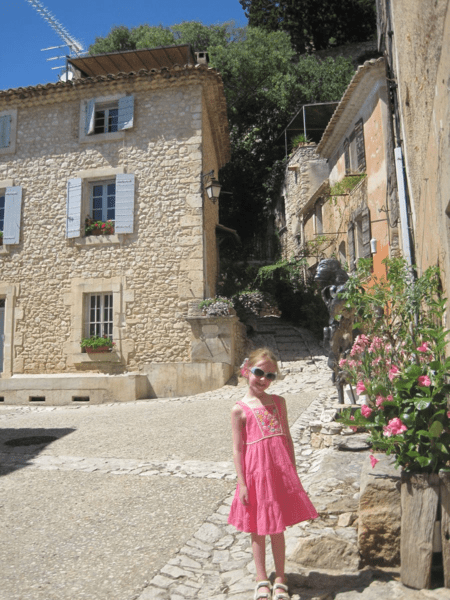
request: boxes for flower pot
[84,346,111,354]
[400,471,450,589]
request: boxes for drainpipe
[394,147,413,267]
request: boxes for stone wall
[377,0,450,327]
[0,73,225,378]
[279,145,328,259]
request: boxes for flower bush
[337,257,450,474]
[81,336,115,351]
[85,217,115,236]
[199,297,234,317]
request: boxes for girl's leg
[270,532,286,583]
[251,533,270,594]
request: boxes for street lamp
[201,170,222,202]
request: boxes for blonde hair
[247,347,280,375]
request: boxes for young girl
[228,348,318,600]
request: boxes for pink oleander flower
[386,394,394,401]
[361,405,373,418]
[383,417,408,437]
[349,415,358,432]
[370,455,379,469]
[417,342,430,353]
[376,395,385,408]
[371,357,382,366]
[447,411,450,419]
[339,358,347,368]
[418,375,431,387]
[388,365,401,381]
[368,336,383,353]
[348,359,357,368]
[356,381,367,395]
[385,343,392,352]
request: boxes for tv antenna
[25,0,85,79]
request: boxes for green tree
[88,23,355,258]
[89,21,241,55]
[209,29,354,253]
[239,0,377,52]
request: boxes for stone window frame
[64,276,133,366]
[0,283,18,377]
[0,109,17,156]
[347,205,371,271]
[68,166,130,246]
[314,199,324,235]
[79,94,127,144]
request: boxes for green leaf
[416,455,433,467]
[434,442,448,454]
[415,400,431,411]
[429,421,444,438]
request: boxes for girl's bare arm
[231,404,248,505]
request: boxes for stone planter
[88,228,114,236]
[84,346,112,354]
[400,471,450,589]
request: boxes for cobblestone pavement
[0,320,448,600]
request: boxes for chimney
[195,51,209,65]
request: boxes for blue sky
[0,0,247,91]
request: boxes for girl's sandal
[273,582,290,599]
[254,580,272,600]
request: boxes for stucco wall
[0,76,216,376]
[380,0,450,325]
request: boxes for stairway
[246,316,326,372]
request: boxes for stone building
[280,58,399,281]
[0,46,233,403]
[376,0,450,324]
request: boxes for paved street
[1,322,449,600]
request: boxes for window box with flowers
[81,335,116,354]
[85,217,115,237]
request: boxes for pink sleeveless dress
[228,396,318,535]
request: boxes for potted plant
[198,296,235,317]
[0,231,3,245]
[336,258,450,589]
[85,217,115,236]
[81,335,115,354]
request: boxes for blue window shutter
[0,115,11,148]
[118,96,134,131]
[85,99,95,135]
[3,186,22,245]
[66,178,82,238]
[115,174,135,233]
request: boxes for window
[0,109,17,155]
[342,120,366,174]
[354,119,366,172]
[315,201,323,235]
[347,206,371,270]
[86,293,113,339]
[339,241,346,265]
[66,173,135,238]
[93,104,118,135]
[91,181,116,221]
[344,139,350,175]
[83,95,134,139]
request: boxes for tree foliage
[88,22,355,258]
[239,0,377,52]
[89,21,241,55]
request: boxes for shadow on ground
[0,427,75,476]
[284,567,401,598]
